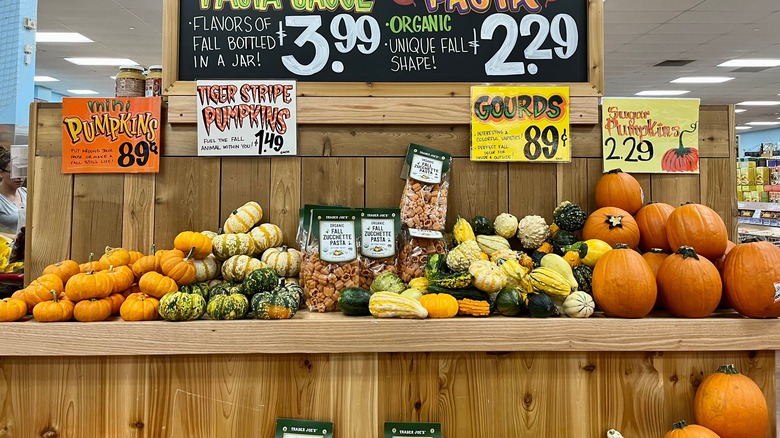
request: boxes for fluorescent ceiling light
[718,59,780,68]
[737,101,780,106]
[736,126,753,130]
[635,90,690,96]
[671,77,733,84]
[110,76,116,80]
[735,109,747,113]
[67,89,99,95]
[34,76,59,82]
[65,57,136,66]
[36,32,92,43]
[746,121,780,126]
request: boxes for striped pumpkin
[193,254,220,282]
[250,223,283,254]
[261,246,301,277]
[212,233,255,260]
[223,201,263,234]
[221,255,266,282]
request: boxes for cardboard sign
[602,97,701,173]
[62,97,161,173]
[196,80,297,156]
[275,418,333,438]
[471,86,570,162]
[384,422,442,438]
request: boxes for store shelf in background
[739,201,780,212]
[1,312,780,356]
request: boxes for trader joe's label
[361,208,400,259]
[601,97,700,174]
[384,422,442,438]
[314,210,359,263]
[197,80,297,156]
[275,418,333,438]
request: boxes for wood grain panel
[509,163,557,222]
[270,158,301,247]
[154,157,221,247]
[699,106,731,158]
[27,156,72,280]
[700,158,734,239]
[651,174,701,206]
[365,158,405,209]
[123,173,156,253]
[586,158,603,214]
[301,158,365,208]
[219,158,271,225]
[71,174,124,262]
[448,159,508,230]
[557,158,589,208]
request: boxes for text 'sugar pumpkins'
[594,169,643,215]
[666,203,727,261]
[694,364,768,438]
[723,240,780,318]
[592,244,656,318]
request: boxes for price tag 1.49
[470,86,570,162]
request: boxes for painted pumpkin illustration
[662,122,699,172]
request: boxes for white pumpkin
[468,260,507,294]
[606,430,624,438]
[221,255,265,282]
[562,291,595,318]
[250,223,283,254]
[193,254,220,282]
[223,201,263,234]
[212,233,255,260]
[201,230,218,240]
[261,246,301,277]
[493,213,519,239]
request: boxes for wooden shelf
[0,311,778,356]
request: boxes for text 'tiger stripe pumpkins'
[594,169,643,215]
[723,240,780,318]
[592,244,656,318]
[666,203,727,261]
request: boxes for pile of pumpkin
[0,201,307,322]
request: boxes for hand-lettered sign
[196,80,297,156]
[471,86,570,162]
[601,98,700,174]
[179,0,588,83]
[62,97,161,173]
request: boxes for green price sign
[275,418,333,438]
[384,422,442,438]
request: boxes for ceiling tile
[669,10,769,24]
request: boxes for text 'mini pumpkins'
[723,240,780,318]
[694,364,768,438]
[656,246,721,318]
[592,244,656,318]
[666,203,727,261]
[594,169,643,215]
[581,207,640,249]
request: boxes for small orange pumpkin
[664,421,721,438]
[123,283,142,298]
[128,250,144,265]
[594,168,643,215]
[419,293,458,318]
[100,246,132,267]
[656,246,721,318]
[73,297,113,322]
[33,291,74,322]
[138,271,178,299]
[120,293,160,321]
[694,364,768,438]
[104,265,135,294]
[132,244,162,280]
[106,293,125,315]
[160,248,197,285]
[592,244,656,318]
[79,252,105,273]
[723,240,780,318]
[581,207,640,249]
[666,203,727,260]
[635,201,674,252]
[0,297,28,322]
[174,231,213,259]
[42,260,80,284]
[65,270,114,301]
[23,274,65,309]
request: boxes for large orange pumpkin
[635,202,674,252]
[694,364,768,438]
[664,421,721,438]
[723,240,780,318]
[656,246,721,318]
[713,240,736,273]
[666,203,727,260]
[594,169,643,215]
[581,207,640,249]
[592,244,656,318]
[714,240,736,309]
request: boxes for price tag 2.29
[603,136,654,165]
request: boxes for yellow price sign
[470,86,570,162]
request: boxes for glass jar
[145,65,163,97]
[115,65,145,98]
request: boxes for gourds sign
[61,97,161,173]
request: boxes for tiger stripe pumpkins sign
[601,97,700,174]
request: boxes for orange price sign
[61,97,161,173]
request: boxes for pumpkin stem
[185,247,196,260]
[88,252,94,262]
[676,246,699,260]
[605,215,624,229]
[50,290,58,303]
[607,168,623,174]
[151,243,156,255]
[671,421,687,430]
[646,201,658,205]
[105,245,114,253]
[87,270,95,275]
[678,122,698,150]
[614,243,630,249]
[578,243,589,260]
[716,364,739,375]
[648,248,665,254]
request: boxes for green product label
[275,418,333,438]
[312,209,361,263]
[384,422,442,438]
[403,144,452,183]
[361,208,400,259]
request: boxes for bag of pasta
[397,229,448,284]
[399,144,452,232]
[358,208,401,290]
[301,209,360,312]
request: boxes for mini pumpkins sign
[601,97,700,174]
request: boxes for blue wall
[740,128,780,155]
[0,0,37,127]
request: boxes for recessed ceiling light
[718,59,780,68]
[736,126,753,130]
[110,76,117,80]
[129,27,135,30]
[735,109,747,113]
[65,57,137,66]
[737,101,780,106]
[671,77,733,84]
[34,76,59,82]
[635,90,690,96]
[36,32,92,43]
[746,121,780,126]
[67,89,99,95]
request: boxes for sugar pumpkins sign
[601,97,700,174]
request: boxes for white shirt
[0,187,26,234]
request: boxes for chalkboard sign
[179,0,588,83]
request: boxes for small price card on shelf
[384,422,442,438]
[196,80,297,157]
[601,97,700,174]
[470,86,570,162]
[62,97,161,173]
[275,418,333,438]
